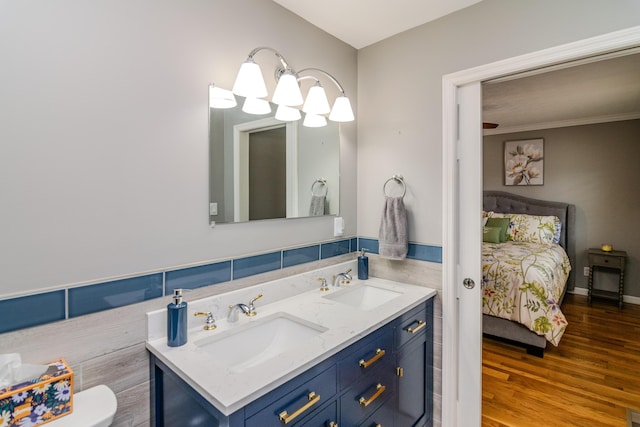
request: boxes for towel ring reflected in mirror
[311,178,328,197]
[383,175,406,198]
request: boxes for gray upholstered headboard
[483,191,576,290]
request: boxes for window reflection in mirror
[209,96,340,224]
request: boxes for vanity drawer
[395,300,432,349]
[357,394,395,427]
[246,365,337,427]
[298,400,338,427]
[338,327,393,389]
[339,359,396,427]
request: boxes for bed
[482,191,575,357]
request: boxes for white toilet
[47,385,117,427]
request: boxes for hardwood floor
[482,293,640,427]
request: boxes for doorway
[441,26,640,427]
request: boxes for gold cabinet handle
[406,320,426,334]
[279,392,321,424]
[359,383,386,407]
[329,423,338,427]
[359,348,386,368]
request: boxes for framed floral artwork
[504,138,544,185]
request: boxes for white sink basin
[194,313,327,373]
[323,284,403,310]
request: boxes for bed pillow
[507,213,560,245]
[485,217,510,242]
[553,221,562,244]
[483,226,502,243]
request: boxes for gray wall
[356,0,640,246]
[0,0,357,298]
[483,120,640,298]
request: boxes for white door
[456,82,483,425]
[442,81,483,426]
[442,26,640,427]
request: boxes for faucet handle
[317,277,329,292]
[194,311,217,331]
[250,294,263,305]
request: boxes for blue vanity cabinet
[394,301,434,427]
[150,297,434,427]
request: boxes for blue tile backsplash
[166,261,232,295]
[68,273,163,318]
[0,291,65,334]
[283,245,320,268]
[0,237,441,334]
[233,252,282,280]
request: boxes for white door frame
[441,25,640,427]
[233,118,297,222]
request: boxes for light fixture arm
[246,46,293,73]
[296,68,346,95]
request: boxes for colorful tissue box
[0,359,73,426]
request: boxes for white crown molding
[483,112,640,136]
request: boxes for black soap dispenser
[358,248,369,280]
[167,289,187,347]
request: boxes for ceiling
[272,1,640,133]
[272,0,482,49]
[482,51,640,135]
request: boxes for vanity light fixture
[303,112,328,128]
[275,104,302,121]
[233,47,302,107]
[209,83,237,109]
[229,46,355,125]
[242,97,271,115]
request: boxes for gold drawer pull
[329,423,338,427]
[359,383,386,407]
[279,392,321,424]
[359,348,386,368]
[406,320,426,334]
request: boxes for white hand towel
[378,196,408,260]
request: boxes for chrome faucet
[228,294,263,323]
[333,269,352,287]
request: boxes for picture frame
[504,138,544,186]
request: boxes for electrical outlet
[583,266,590,276]
[209,202,218,216]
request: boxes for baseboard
[570,287,640,305]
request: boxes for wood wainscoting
[482,293,640,427]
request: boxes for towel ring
[383,175,406,198]
[311,178,328,197]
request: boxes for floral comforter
[482,241,572,346]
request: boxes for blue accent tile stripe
[283,245,320,268]
[1,235,441,334]
[0,291,65,334]
[357,238,379,254]
[320,239,350,259]
[408,243,442,263]
[233,252,281,280]
[68,273,163,318]
[166,261,232,295]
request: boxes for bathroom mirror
[209,96,340,224]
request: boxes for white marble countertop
[145,260,436,416]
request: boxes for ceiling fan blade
[482,122,499,129]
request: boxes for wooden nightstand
[587,248,627,309]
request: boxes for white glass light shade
[303,112,327,128]
[232,59,268,99]
[329,95,355,122]
[302,83,331,115]
[272,71,303,106]
[209,85,237,109]
[275,105,301,121]
[242,97,271,115]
